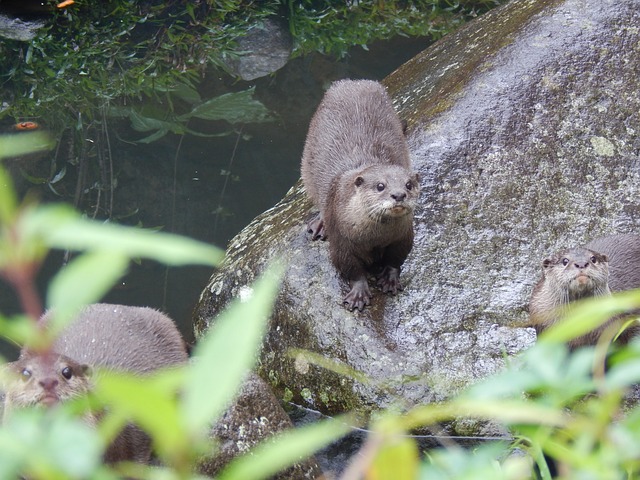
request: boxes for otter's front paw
[377,266,402,294]
[344,279,372,311]
[307,214,327,241]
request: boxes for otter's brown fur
[529,234,640,348]
[2,303,188,464]
[300,79,420,311]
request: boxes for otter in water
[2,303,188,464]
[529,234,640,348]
[300,79,420,311]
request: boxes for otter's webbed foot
[344,278,372,311]
[376,266,403,295]
[307,214,327,241]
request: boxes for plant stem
[2,263,43,322]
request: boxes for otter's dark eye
[562,258,569,266]
[376,183,385,192]
[61,366,73,380]
[21,368,32,380]
[405,182,413,190]
[590,256,597,264]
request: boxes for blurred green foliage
[287,0,505,57]
[0,136,350,478]
[4,127,640,478]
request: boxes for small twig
[212,126,243,241]
[162,132,186,310]
[2,264,42,322]
[102,105,115,218]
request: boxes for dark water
[0,36,430,358]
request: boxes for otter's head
[3,351,91,411]
[541,247,610,301]
[352,164,420,220]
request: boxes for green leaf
[605,359,640,389]
[368,436,419,480]
[128,110,184,134]
[540,290,640,344]
[0,408,104,478]
[184,88,274,124]
[397,399,568,433]
[172,81,202,105]
[94,368,189,462]
[0,314,38,347]
[0,132,55,160]
[0,166,18,224]
[181,262,284,435]
[217,414,352,480]
[46,250,130,329]
[23,204,223,267]
[135,128,170,144]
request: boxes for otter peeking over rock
[529,234,640,348]
[300,79,420,311]
[2,303,188,464]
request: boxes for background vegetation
[0,0,503,218]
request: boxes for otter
[300,79,420,311]
[529,234,640,348]
[2,303,188,464]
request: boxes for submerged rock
[194,0,640,435]
[224,17,293,81]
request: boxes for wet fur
[530,234,640,348]
[2,303,188,464]
[301,80,419,310]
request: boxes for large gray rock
[194,0,640,435]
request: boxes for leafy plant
[286,0,506,58]
[326,292,640,479]
[108,87,274,143]
[0,136,349,479]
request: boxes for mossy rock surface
[194,0,640,435]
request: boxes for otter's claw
[377,266,403,294]
[307,214,327,241]
[344,279,372,311]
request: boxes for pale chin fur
[371,200,411,219]
[568,276,595,294]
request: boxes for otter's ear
[542,257,554,269]
[601,254,609,263]
[80,364,92,377]
[354,176,364,187]
[411,173,420,184]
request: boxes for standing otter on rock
[300,79,420,311]
[529,234,640,348]
[2,303,188,464]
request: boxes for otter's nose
[574,261,589,269]
[391,192,406,202]
[40,378,58,391]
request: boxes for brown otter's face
[542,248,609,299]
[354,165,420,219]
[3,352,91,409]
